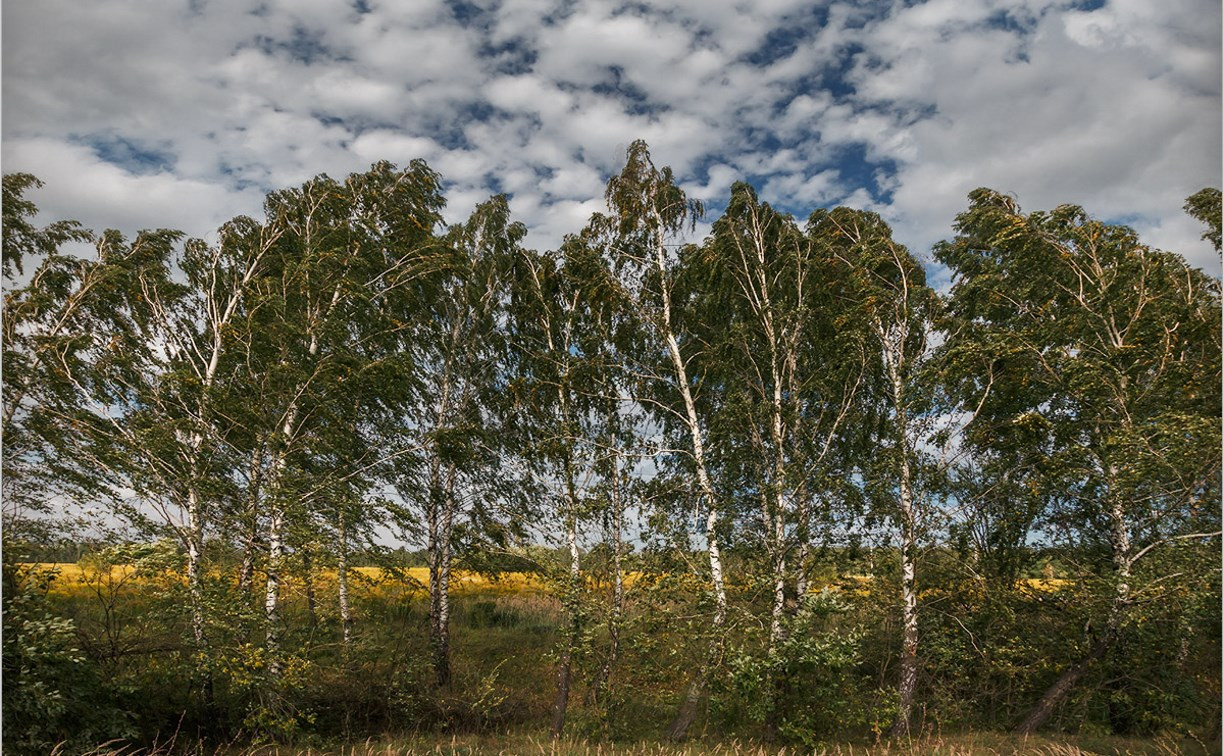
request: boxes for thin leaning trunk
[794,540,810,605]
[338,511,352,650]
[428,524,453,687]
[551,469,582,738]
[1014,586,1126,734]
[261,301,328,675]
[763,548,789,741]
[428,461,457,688]
[766,505,787,653]
[184,484,215,714]
[588,447,625,708]
[892,497,918,737]
[237,446,265,594]
[238,529,258,594]
[263,405,306,678]
[763,486,787,741]
[178,235,274,681]
[763,398,788,739]
[177,427,217,698]
[889,371,919,738]
[1014,485,1131,734]
[664,378,727,741]
[656,221,727,741]
[185,486,207,651]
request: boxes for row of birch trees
[3,143,1219,741]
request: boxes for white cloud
[1,138,263,243]
[843,0,1221,269]
[1,0,1217,265]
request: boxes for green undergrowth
[12,554,1220,754]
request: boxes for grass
[24,562,1215,755]
[64,731,1210,755]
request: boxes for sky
[3,0,1221,281]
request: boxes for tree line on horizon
[2,141,1220,752]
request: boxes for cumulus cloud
[1,138,264,243]
[2,0,1218,271]
[844,0,1221,271]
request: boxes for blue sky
[3,0,1220,276]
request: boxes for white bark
[428,459,458,687]
[795,541,809,601]
[881,318,919,737]
[264,506,285,675]
[654,231,727,625]
[186,486,206,650]
[179,227,278,656]
[338,510,352,649]
[262,286,331,674]
[551,465,582,737]
[608,448,625,670]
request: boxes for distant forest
[3,141,1220,753]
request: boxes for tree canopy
[3,149,1219,752]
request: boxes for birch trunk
[263,438,297,676]
[656,223,727,740]
[238,529,258,594]
[887,344,919,738]
[264,506,285,676]
[338,510,352,650]
[656,260,727,623]
[181,228,275,665]
[794,541,810,604]
[237,445,265,593]
[551,468,582,738]
[589,445,625,707]
[185,486,207,650]
[262,286,331,676]
[663,361,727,741]
[1012,589,1125,729]
[891,465,918,737]
[428,461,457,688]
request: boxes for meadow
[8,552,1218,755]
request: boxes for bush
[2,562,134,754]
[717,589,872,745]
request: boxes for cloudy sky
[3,0,1220,278]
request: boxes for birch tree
[242,161,445,674]
[508,229,632,736]
[817,207,939,737]
[510,247,591,737]
[389,194,528,688]
[587,141,725,740]
[936,189,1222,733]
[679,185,871,734]
[2,174,95,543]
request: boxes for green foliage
[1184,187,1221,253]
[2,154,1219,752]
[718,590,870,745]
[1,562,134,755]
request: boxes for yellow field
[20,563,1070,600]
[20,563,548,599]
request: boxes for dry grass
[59,732,1206,756]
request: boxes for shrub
[2,562,134,754]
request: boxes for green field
[6,555,1218,755]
